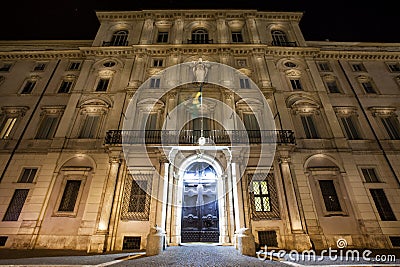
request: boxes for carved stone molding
[333,106,358,116]
[369,106,397,117]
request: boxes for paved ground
[0,245,399,267]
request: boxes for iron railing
[105,130,295,145]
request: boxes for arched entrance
[181,162,219,242]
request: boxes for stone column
[245,15,260,44]
[277,148,312,251]
[88,155,121,253]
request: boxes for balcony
[187,39,214,44]
[104,130,295,146]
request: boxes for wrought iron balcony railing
[105,130,295,145]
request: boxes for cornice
[0,49,83,60]
[316,50,400,60]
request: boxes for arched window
[104,30,128,46]
[271,30,295,47]
[191,29,210,44]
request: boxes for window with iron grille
[258,231,278,247]
[18,168,37,183]
[249,173,280,219]
[370,189,396,221]
[58,180,81,212]
[290,79,303,90]
[121,173,152,220]
[35,115,59,139]
[0,236,7,246]
[301,115,319,139]
[122,236,141,250]
[96,78,110,92]
[361,168,380,183]
[389,236,400,247]
[2,189,29,221]
[319,180,342,212]
[21,80,36,94]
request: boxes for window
[96,78,110,92]
[318,62,332,72]
[58,180,82,212]
[284,62,297,68]
[301,115,319,138]
[351,63,366,72]
[0,117,17,139]
[35,115,59,139]
[319,180,342,212]
[0,63,12,72]
[108,30,128,46]
[249,173,280,219]
[103,61,116,68]
[387,63,400,72]
[33,63,46,71]
[290,79,303,90]
[18,168,37,183]
[150,78,160,88]
[191,29,210,44]
[21,80,36,94]
[239,78,250,89]
[0,236,7,246]
[232,31,243,43]
[389,236,400,247]
[58,80,73,93]
[340,116,361,140]
[121,173,152,220]
[326,80,341,93]
[370,189,396,221]
[381,117,400,140]
[157,32,169,43]
[271,30,295,46]
[361,168,380,183]
[361,80,377,94]
[153,59,163,67]
[2,189,29,221]
[243,113,260,131]
[79,115,100,138]
[68,62,81,71]
[236,59,247,67]
[258,231,278,248]
[123,236,141,250]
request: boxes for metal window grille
[370,189,396,221]
[249,173,280,219]
[3,189,29,221]
[361,168,379,183]
[121,173,152,221]
[122,236,141,250]
[258,231,278,247]
[0,236,8,246]
[389,236,400,247]
[18,168,37,183]
[319,180,342,212]
[58,180,81,212]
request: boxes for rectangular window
[258,231,278,247]
[389,236,400,247]
[252,180,271,212]
[2,189,29,221]
[150,78,160,88]
[319,180,342,212]
[387,63,400,72]
[232,31,243,43]
[68,62,81,71]
[381,117,400,140]
[35,115,59,139]
[0,117,17,139]
[123,236,141,250]
[18,168,37,183]
[361,81,376,94]
[236,59,247,67]
[153,59,163,67]
[33,63,46,71]
[290,79,303,90]
[21,80,36,94]
[243,113,260,131]
[318,62,331,72]
[157,32,169,43]
[326,80,341,93]
[128,180,147,213]
[351,63,366,72]
[249,173,280,219]
[79,115,100,138]
[239,78,250,89]
[0,63,12,72]
[0,236,7,246]
[340,116,361,140]
[58,180,81,212]
[370,189,396,221]
[361,168,380,183]
[58,80,73,93]
[96,78,110,92]
[301,115,319,139]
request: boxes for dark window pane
[21,81,36,94]
[96,78,109,92]
[3,189,29,221]
[381,117,400,140]
[319,180,342,212]
[35,116,58,139]
[79,115,100,138]
[58,180,81,212]
[58,81,73,93]
[340,117,361,140]
[370,189,396,221]
[18,168,37,183]
[361,168,379,183]
[258,231,278,247]
[301,116,319,139]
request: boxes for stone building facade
[0,9,399,253]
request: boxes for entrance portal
[181,162,219,242]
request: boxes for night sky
[0,1,398,43]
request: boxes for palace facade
[0,9,399,253]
